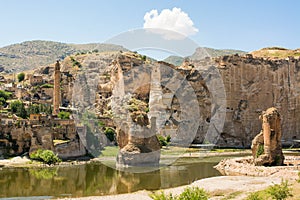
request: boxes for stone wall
[0,120,86,158]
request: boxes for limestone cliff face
[29,52,300,149]
[213,55,300,147]
[87,53,300,148]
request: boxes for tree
[57,111,70,119]
[27,104,40,114]
[0,97,6,106]
[10,100,27,118]
[104,127,116,142]
[0,90,11,100]
[17,72,25,82]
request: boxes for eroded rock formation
[116,107,161,167]
[22,51,300,154]
[251,107,284,166]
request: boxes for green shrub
[266,180,292,200]
[246,180,292,200]
[150,192,175,200]
[256,144,264,157]
[70,56,82,68]
[10,100,27,118]
[17,72,25,82]
[157,135,171,147]
[58,111,70,119]
[166,135,171,143]
[30,149,61,165]
[178,187,209,200]
[104,127,115,142]
[245,192,264,200]
[0,97,6,106]
[150,187,208,200]
[0,90,12,100]
[298,171,300,183]
[141,55,147,61]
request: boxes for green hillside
[0,40,127,72]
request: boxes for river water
[0,156,226,199]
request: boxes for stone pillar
[148,64,166,131]
[53,61,61,116]
[262,114,271,157]
[251,107,284,166]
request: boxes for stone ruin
[251,107,284,166]
[116,108,161,167]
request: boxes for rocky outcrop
[251,107,284,166]
[214,156,299,180]
[116,102,161,167]
[54,138,86,159]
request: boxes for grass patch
[246,180,292,200]
[210,148,247,153]
[161,146,199,156]
[150,192,176,200]
[150,187,209,200]
[221,191,243,200]
[99,146,119,157]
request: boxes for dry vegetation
[251,47,300,59]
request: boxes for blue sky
[0,0,299,52]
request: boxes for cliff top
[250,47,300,59]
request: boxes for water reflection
[0,158,221,198]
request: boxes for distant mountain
[0,40,127,72]
[163,56,184,66]
[164,47,246,66]
[191,47,246,59]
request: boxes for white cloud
[143,7,198,40]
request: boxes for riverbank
[60,151,300,200]
[0,155,92,168]
[0,148,299,199]
[61,175,292,200]
[0,146,251,168]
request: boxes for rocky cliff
[213,55,300,147]
[27,51,300,149]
